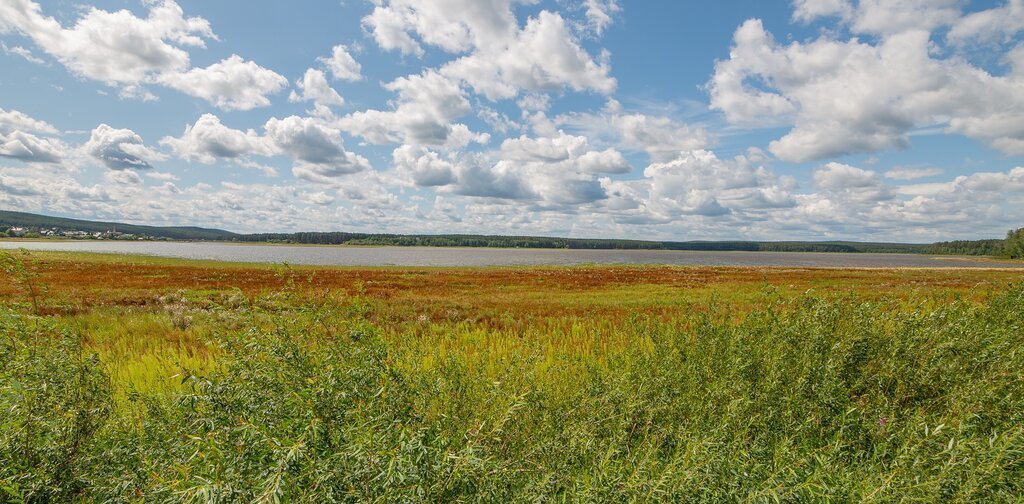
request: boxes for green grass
[2,251,1024,501]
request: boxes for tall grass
[1,253,1023,501]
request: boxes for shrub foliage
[1,265,1024,501]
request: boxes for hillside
[0,210,238,241]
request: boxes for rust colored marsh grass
[2,250,1023,501]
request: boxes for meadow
[2,249,1023,502]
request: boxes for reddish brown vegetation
[3,254,1020,323]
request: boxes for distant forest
[3,210,1022,258]
[238,232,1022,257]
[238,228,1024,258]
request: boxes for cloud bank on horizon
[0,0,1022,241]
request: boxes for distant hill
[0,210,238,241]
[0,210,1008,255]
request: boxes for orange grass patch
[3,253,1021,321]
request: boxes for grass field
[2,249,1024,502]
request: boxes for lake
[2,240,1022,268]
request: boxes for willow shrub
[1,285,1023,502]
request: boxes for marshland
[2,249,1023,501]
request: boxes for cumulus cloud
[0,108,57,135]
[263,115,370,182]
[318,44,362,81]
[338,70,483,146]
[392,145,457,186]
[710,17,1024,162]
[363,1,614,100]
[1,41,45,64]
[954,166,1024,192]
[557,100,709,163]
[160,114,270,163]
[0,1,290,109]
[362,0,517,56]
[948,0,1024,45]
[813,162,892,202]
[83,124,166,170]
[389,133,619,205]
[851,0,961,35]
[643,149,793,217]
[441,10,616,100]
[0,131,66,164]
[289,68,344,108]
[160,113,371,182]
[583,0,621,35]
[791,0,962,35]
[0,0,213,86]
[884,166,943,180]
[159,55,287,111]
[500,131,630,173]
[0,107,67,164]
[792,0,853,22]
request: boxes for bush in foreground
[2,284,1023,501]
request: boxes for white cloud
[289,68,344,108]
[362,0,518,57]
[575,149,630,174]
[0,108,66,164]
[500,131,630,173]
[0,0,294,109]
[319,44,362,81]
[884,166,943,180]
[159,55,288,111]
[1007,44,1024,76]
[0,130,66,164]
[792,0,853,23]
[1,41,45,64]
[948,0,1024,45]
[557,100,709,163]
[146,171,179,182]
[441,10,616,100]
[0,0,213,87]
[338,70,482,146]
[852,0,961,36]
[814,162,881,190]
[392,145,457,186]
[161,113,372,181]
[790,0,962,35]
[160,113,270,164]
[390,133,616,205]
[643,149,792,217]
[305,191,336,206]
[104,169,144,186]
[710,18,1024,162]
[583,0,621,35]
[83,124,166,170]
[955,166,1024,192]
[263,115,370,182]
[813,162,891,202]
[0,107,57,135]
[363,1,614,100]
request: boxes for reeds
[2,251,1023,501]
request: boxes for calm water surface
[2,240,1023,268]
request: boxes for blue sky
[1,0,1022,241]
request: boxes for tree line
[235,228,1024,258]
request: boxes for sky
[1,0,1023,241]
